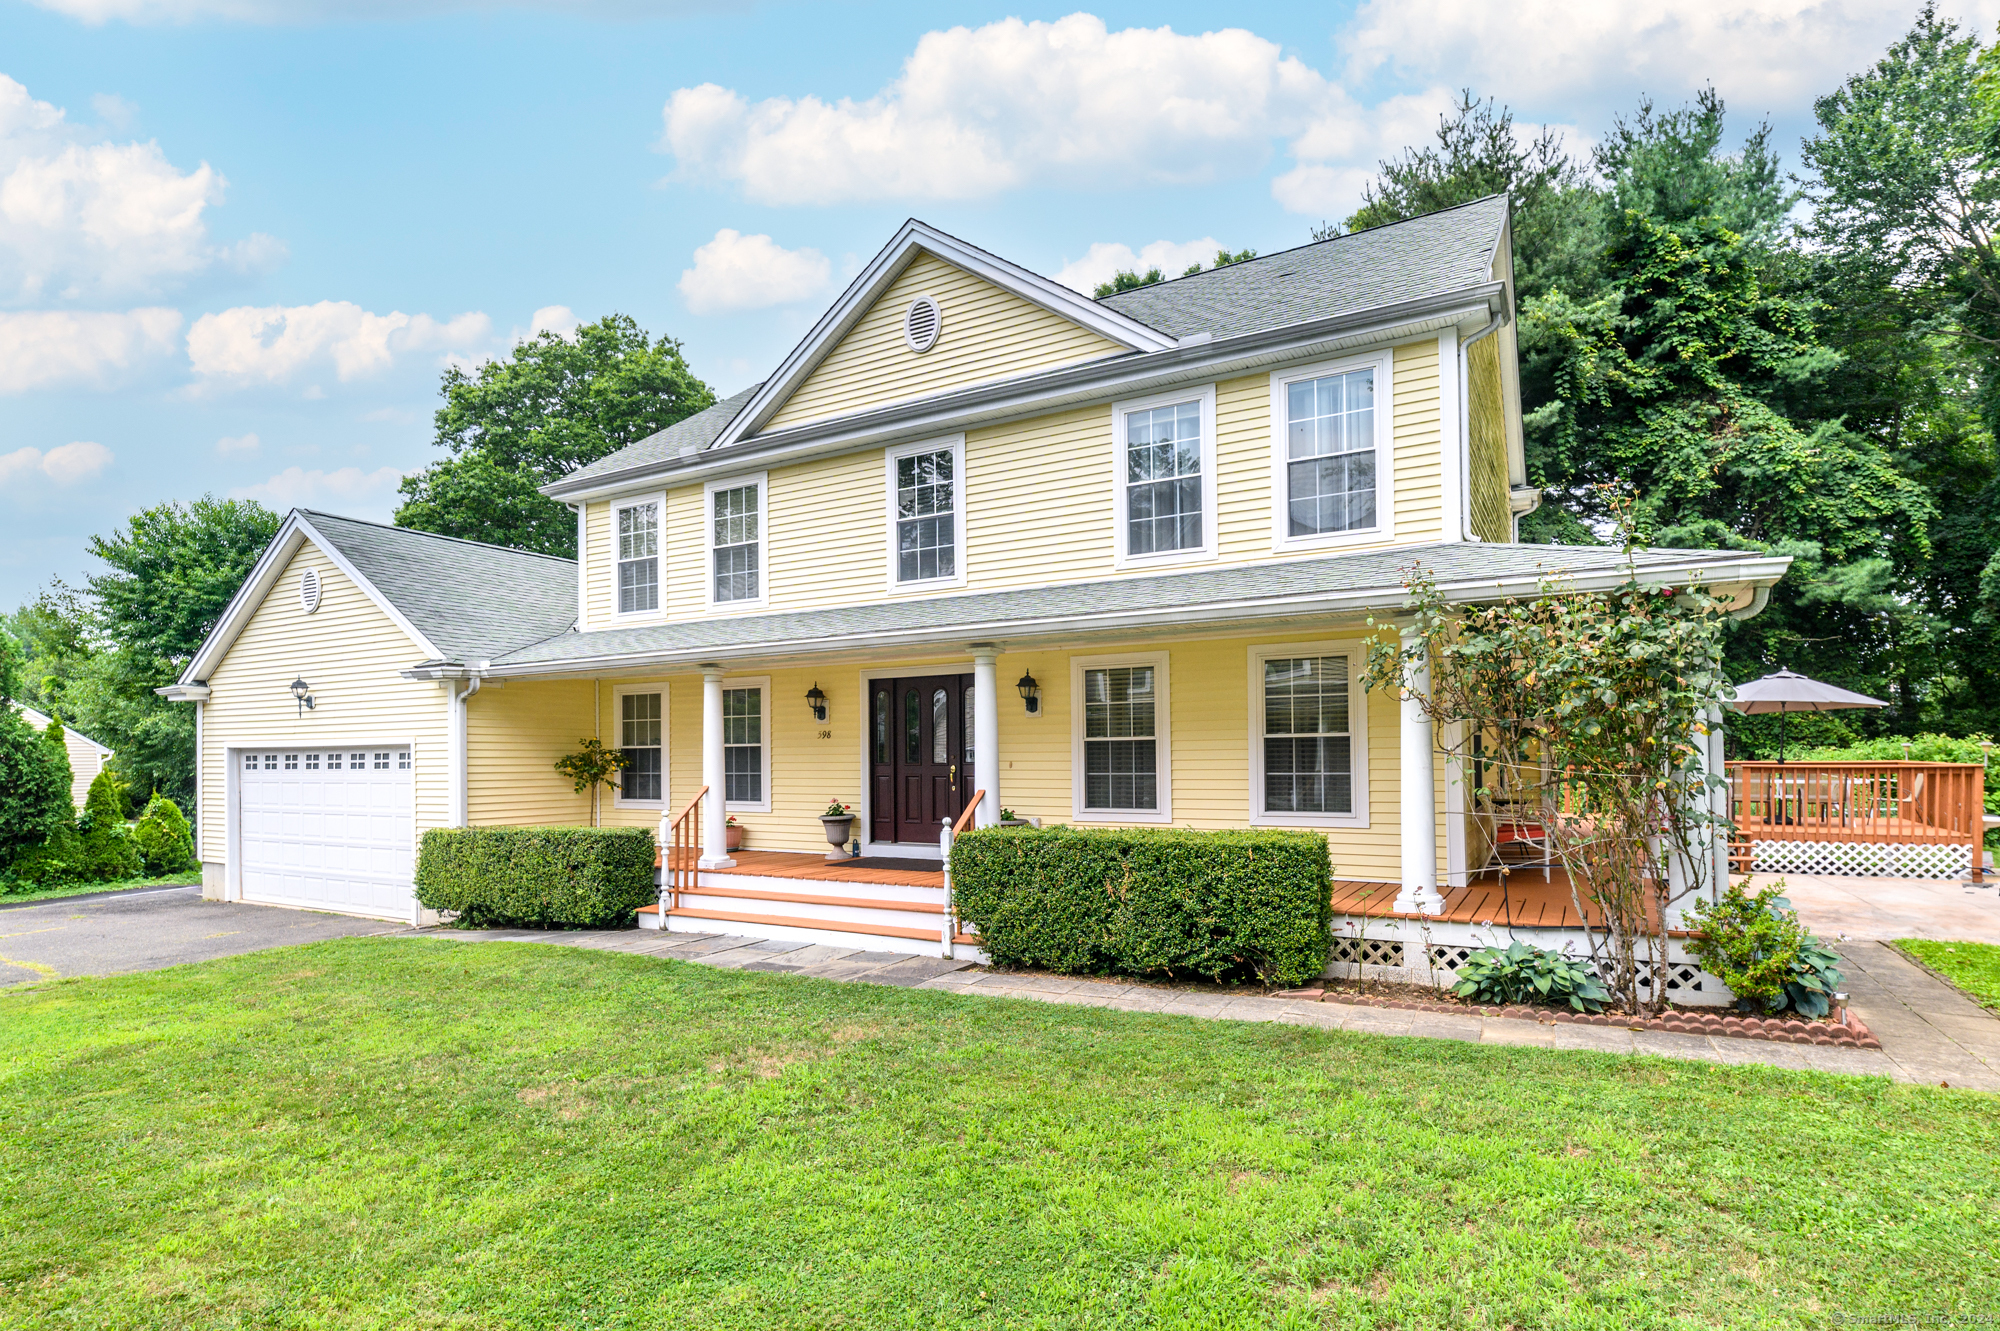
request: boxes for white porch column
[1397,626,1443,913]
[699,666,735,869]
[1708,704,1731,895]
[972,650,1001,827]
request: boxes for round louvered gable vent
[300,568,321,614]
[903,295,942,353]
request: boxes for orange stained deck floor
[657,847,946,889]
[1331,868,1687,934]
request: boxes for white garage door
[238,746,415,920]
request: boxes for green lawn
[1,940,1995,1330]
[0,867,200,906]
[1895,939,2000,1011]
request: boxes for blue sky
[0,0,1973,608]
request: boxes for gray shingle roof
[301,511,576,663]
[558,382,764,490]
[491,539,1770,670]
[1097,196,1509,339]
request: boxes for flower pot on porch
[820,815,856,863]
[725,824,745,851]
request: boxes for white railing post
[939,817,954,958]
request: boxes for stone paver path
[415,927,1999,1091]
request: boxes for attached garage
[236,745,416,919]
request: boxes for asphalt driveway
[0,886,402,988]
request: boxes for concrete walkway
[419,926,2000,1091]
[1758,871,2000,945]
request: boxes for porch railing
[1726,762,1985,848]
[937,792,985,959]
[658,784,708,918]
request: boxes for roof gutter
[543,284,1509,503]
[407,553,1792,682]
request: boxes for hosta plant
[1452,939,1611,1013]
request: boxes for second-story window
[1285,367,1377,536]
[895,446,956,582]
[710,481,761,604]
[1125,401,1203,556]
[616,501,659,614]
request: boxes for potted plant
[999,806,1032,828]
[724,814,745,851]
[821,800,857,861]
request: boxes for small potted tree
[820,799,857,862]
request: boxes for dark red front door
[869,675,974,844]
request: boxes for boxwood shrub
[415,825,656,929]
[949,825,1332,986]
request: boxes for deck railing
[659,784,708,916]
[1726,762,1985,848]
[937,792,985,958]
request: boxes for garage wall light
[290,676,316,718]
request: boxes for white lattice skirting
[1325,916,1731,1005]
[1751,839,1971,880]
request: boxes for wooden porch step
[663,905,944,942]
[682,884,944,914]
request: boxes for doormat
[834,857,944,873]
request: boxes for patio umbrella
[1726,668,1888,762]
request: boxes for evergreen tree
[0,637,68,871]
[10,718,82,884]
[78,769,141,882]
[132,792,195,875]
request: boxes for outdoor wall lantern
[1016,670,1041,715]
[290,676,316,718]
[805,683,828,723]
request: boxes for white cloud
[0,74,279,303]
[185,300,492,387]
[1052,237,1225,296]
[661,15,1341,205]
[0,440,113,485]
[0,306,181,392]
[216,431,259,454]
[229,464,405,515]
[528,304,579,339]
[1338,0,2000,119]
[678,228,832,314]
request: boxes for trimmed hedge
[415,825,657,929]
[949,825,1332,986]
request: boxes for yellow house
[13,704,114,811]
[163,200,1789,971]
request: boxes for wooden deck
[1331,869,1686,934]
[657,847,945,889]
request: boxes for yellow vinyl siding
[465,679,596,827]
[577,338,1452,619]
[196,540,448,862]
[633,628,1441,879]
[1390,339,1444,543]
[583,501,611,628]
[765,251,1125,430]
[1466,333,1512,543]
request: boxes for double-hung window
[886,437,964,586]
[1271,355,1389,547]
[615,499,660,615]
[1072,652,1171,822]
[617,688,663,804]
[707,475,765,606]
[1250,642,1367,826]
[721,681,768,810]
[1114,386,1215,567]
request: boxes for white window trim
[721,674,772,814]
[882,434,968,592]
[1268,349,1396,552]
[609,492,668,620]
[1070,650,1172,824]
[1247,639,1370,828]
[703,471,769,612]
[609,680,671,809]
[1112,383,1218,571]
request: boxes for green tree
[77,769,140,881]
[132,791,196,875]
[395,314,714,557]
[74,497,283,808]
[9,716,82,884]
[1092,267,1165,298]
[0,585,93,717]
[0,638,68,870]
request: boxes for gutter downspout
[450,674,483,827]
[1457,309,1507,543]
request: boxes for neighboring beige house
[161,200,1790,964]
[13,704,114,811]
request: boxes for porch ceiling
[415,541,1790,680]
